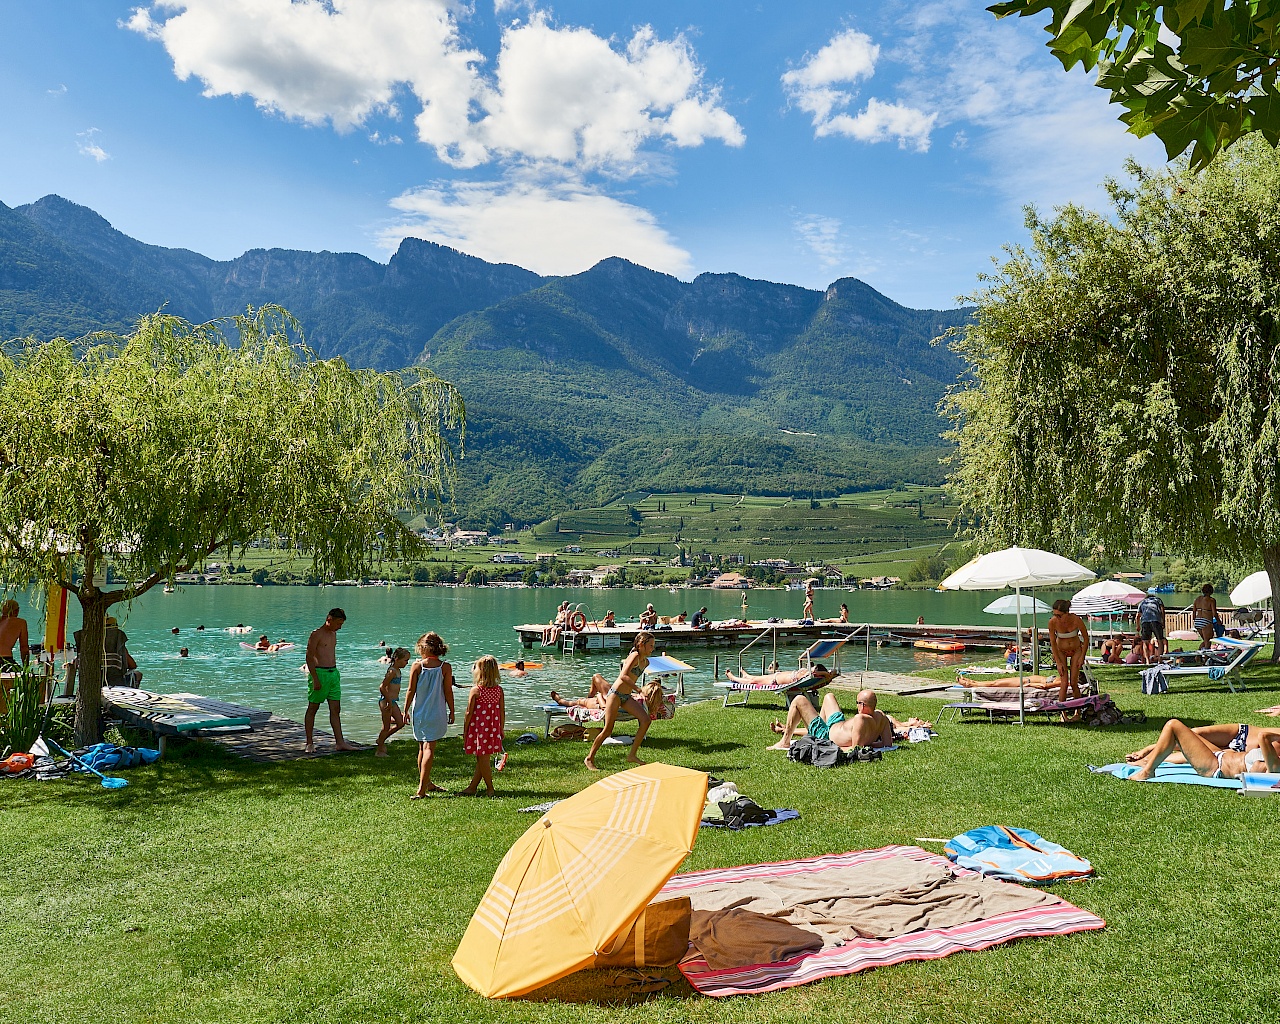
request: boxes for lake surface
[63,584,1172,740]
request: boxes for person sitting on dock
[767,688,893,751]
[823,604,850,624]
[691,607,710,629]
[638,604,658,628]
[592,610,617,628]
[542,602,571,646]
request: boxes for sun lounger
[1155,637,1264,692]
[534,692,677,738]
[103,686,269,754]
[716,635,853,708]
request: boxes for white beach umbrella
[983,595,1051,615]
[1075,579,1147,605]
[940,547,1095,724]
[1230,570,1271,607]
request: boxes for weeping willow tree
[944,135,1280,655]
[0,306,464,742]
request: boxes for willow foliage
[944,136,1280,587]
[0,306,463,740]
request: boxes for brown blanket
[683,856,1055,968]
[688,909,823,971]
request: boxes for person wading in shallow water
[304,608,357,753]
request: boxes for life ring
[568,611,588,632]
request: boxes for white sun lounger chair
[1156,637,1264,693]
[714,636,851,708]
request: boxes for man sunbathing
[1127,719,1280,780]
[726,664,839,689]
[768,689,898,751]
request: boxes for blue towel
[944,826,1092,884]
[1089,762,1242,789]
[700,808,800,829]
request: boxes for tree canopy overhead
[943,136,1280,651]
[0,306,464,741]
[990,0,1280,168]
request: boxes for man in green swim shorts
[304,608,357,753]
[767,688,897,751]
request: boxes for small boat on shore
[914,639,965,653]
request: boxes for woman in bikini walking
[1192,584,1218,649]
[584,631,655,771]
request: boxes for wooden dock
[516,621,1037,653]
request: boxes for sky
[0,0,1166,309]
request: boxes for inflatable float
[241,642,296,653]
[500,661,543,670]
[914,639,966,653]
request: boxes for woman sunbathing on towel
[1127,719,1280,780]
[550,674,612,709]
[726,664,839,688]
[1126,722,1280,766]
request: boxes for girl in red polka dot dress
[461,655,506,797]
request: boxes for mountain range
[0,195,971,525]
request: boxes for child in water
[461,655,506,797]
[374,647,410,756]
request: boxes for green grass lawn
[5,662,1280,1023]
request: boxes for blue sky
[0,0,1163,309]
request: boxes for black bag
[717,796,772,830]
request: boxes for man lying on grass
[1127,720,1280,781]
[767,689,929,751]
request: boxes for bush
[1,668,45,754]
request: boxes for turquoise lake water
[56,584,1159,740]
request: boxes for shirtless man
[638,604,658,629]
[1129,719,1280,780]
[304,608,356,753]
[0,599,30,668]
[768,689,895,750]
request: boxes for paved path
[829,670,954,698]
[204,715,362,763]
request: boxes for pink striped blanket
[657,845,1104,997]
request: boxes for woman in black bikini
[584,632,655,771]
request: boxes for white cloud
[794,214,848,268]
[76,128,109,162]
[384,178,693,276]
[892,4,1165,209]
[783,27,934,151]
[48,84,67,96]
[820,97,935,151]
[781,28,878,124]
[125,2,742,175]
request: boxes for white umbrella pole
[1031,595,1040,676]
[1016,586,1025,727]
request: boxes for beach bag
[550,723,585,741]
[594,896,691,968]
[718,796,772,830]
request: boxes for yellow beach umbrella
[452,762,706,999]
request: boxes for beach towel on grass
[657,846,1105,997]
[1089,762,1242,789]
[700,809,800,830]
[943,826,1093,884]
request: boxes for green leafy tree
[943,139,1280,655]
[991,0,1280,168]
[0,307,462,741]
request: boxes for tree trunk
[1264,543,1280,664]
[73,591,109,745]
